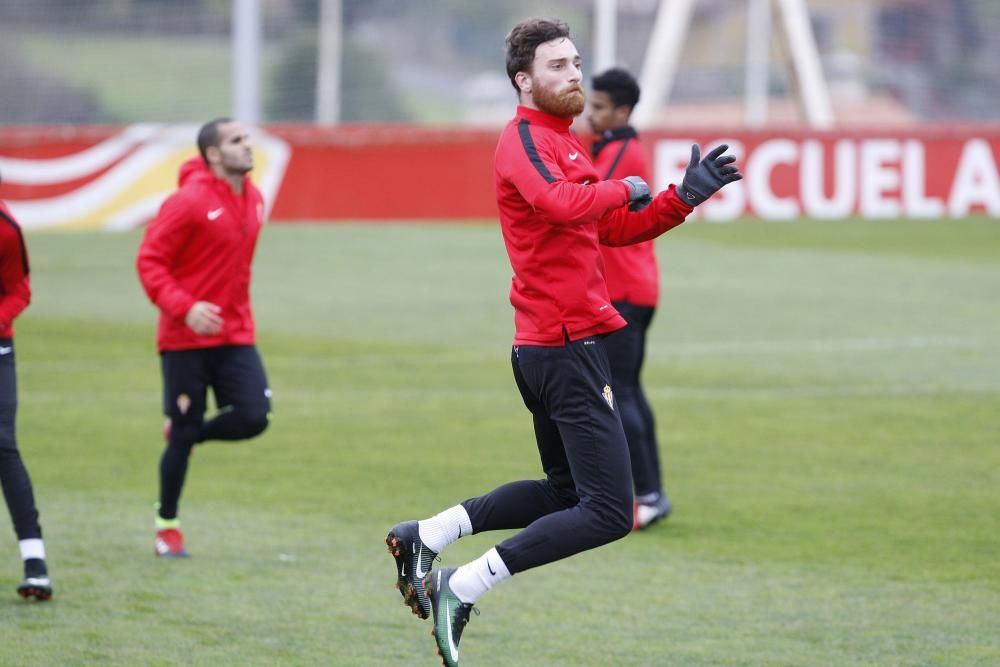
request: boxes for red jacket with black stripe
[0,200,31,339]
[593,127,659,307]
[136,158,264,353]
[494,106,691,346]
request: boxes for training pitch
[2,218,998,666]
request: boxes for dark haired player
[588,67,672,529]
[137,118,271,558]
[1,174,53,600]
[386,19,741,666]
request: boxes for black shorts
[160,345,270,426]
[477,334,633,573]
[511,335,632,517]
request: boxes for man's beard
[223,157,254,176]
[534,83,585,118]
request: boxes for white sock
[418,504,472,553]
[19,539,45,561]
[448,547,511,605]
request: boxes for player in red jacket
[0,182,52,601]
[136,119,271,558]
[588,67,671,530]
[386,19,741,666]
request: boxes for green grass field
[2,218,998,666]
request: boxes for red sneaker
[633,494,672,531]
[154,528,190,558]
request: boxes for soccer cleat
[385,520,437,619]
[426,568,475,667]
[16,575,53,601]
[154,528,190,558]
[633,493,672,530]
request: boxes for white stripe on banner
[0,124,164,184]
[3,125,290,230]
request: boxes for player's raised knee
[242,411,270,438]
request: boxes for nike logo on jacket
[493,106,693,346]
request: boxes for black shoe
[17,575,53,601]
[385,520,437,619]
[426,568,475,667]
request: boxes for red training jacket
[136,158,265,352]
[592,127,659,307]
[0,200,31,339]
[494,106,692,346]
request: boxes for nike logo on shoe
[487,559,496,576]
[207,208,224,220]
[414,543,429,578]
[445,597,460,660]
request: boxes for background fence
[1,0,998,226]
[2,0,999,127]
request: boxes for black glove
[676,144,742,206]
[622,176,653,212]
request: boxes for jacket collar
[592,125,638,157]
[516,105,574,132]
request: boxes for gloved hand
[622,175,653,212]
[676,144,742,206]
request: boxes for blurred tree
[0,40,106,124]
[266,28,408,122]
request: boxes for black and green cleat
[426,567,476,667]
[385,520,437,619]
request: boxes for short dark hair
[505,18,571,92]
[197,117,232,163]
[592,68,640,109]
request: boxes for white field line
[20,334,997,373]
[656,335,1000,358]
[646,382,1000,401]
[19,335,1000,403]
[21,377,1000,405]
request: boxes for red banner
[268,125,1000,221]
[266,125,499,221]
[1,124,997,229]
[649,128,1000,220]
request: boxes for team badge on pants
[602,384,615,410]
